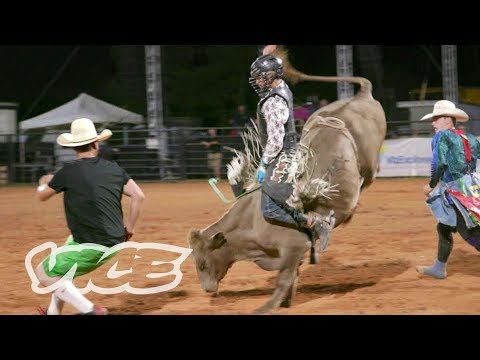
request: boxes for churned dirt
[3,178,480,315]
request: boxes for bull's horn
[188,229,202,247]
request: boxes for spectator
[201,128,222,180]
[293,103,310,133]
[318,98,330,108]
[305,95,319,116]
[229,105,251,136]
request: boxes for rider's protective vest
[256,81,299,204]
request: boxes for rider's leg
[260,191,298,229]
[289,209,335,252]
[261,191,335,251]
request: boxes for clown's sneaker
[416,265,447,279]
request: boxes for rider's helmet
[249,54,283,97]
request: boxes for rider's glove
[257,160,267,183]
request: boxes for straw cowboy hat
[420,100,469,122]
[57,118,112,147]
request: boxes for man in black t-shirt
[34,118,146,315]
[201,128,222,180]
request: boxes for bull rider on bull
[248,50,335,252]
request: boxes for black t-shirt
[209,137,221,153]
[48,157,131,247]
[233,112,250,128]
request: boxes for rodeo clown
[248,53,335,252]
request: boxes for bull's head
[188,229,228,293]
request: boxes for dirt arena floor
[3,177,480,315]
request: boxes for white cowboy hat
[420,100,469,122]
[57,118,112,147]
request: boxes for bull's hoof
[280,298,291,308]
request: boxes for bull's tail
[271,46,372,98]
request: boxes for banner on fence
[377,137,432,177]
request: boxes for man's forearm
[36,174,56,201]
[262,143,282,165]
[429,162,443,188]
[126,197,144,229]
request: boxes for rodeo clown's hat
[57,118,112,147]
[420,100,469,122]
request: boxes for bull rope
[208,178,261,204]
[302,115,359,167]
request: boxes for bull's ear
[208,232,226,250]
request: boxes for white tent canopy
[19,93,144,131]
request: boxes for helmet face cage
[249,55,283,96]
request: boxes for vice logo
[25,241,192,295]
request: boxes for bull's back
[306,95,386,188]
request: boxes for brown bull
[189,46,386,314]
[189,120,364,314]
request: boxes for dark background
[0,45,478,128]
